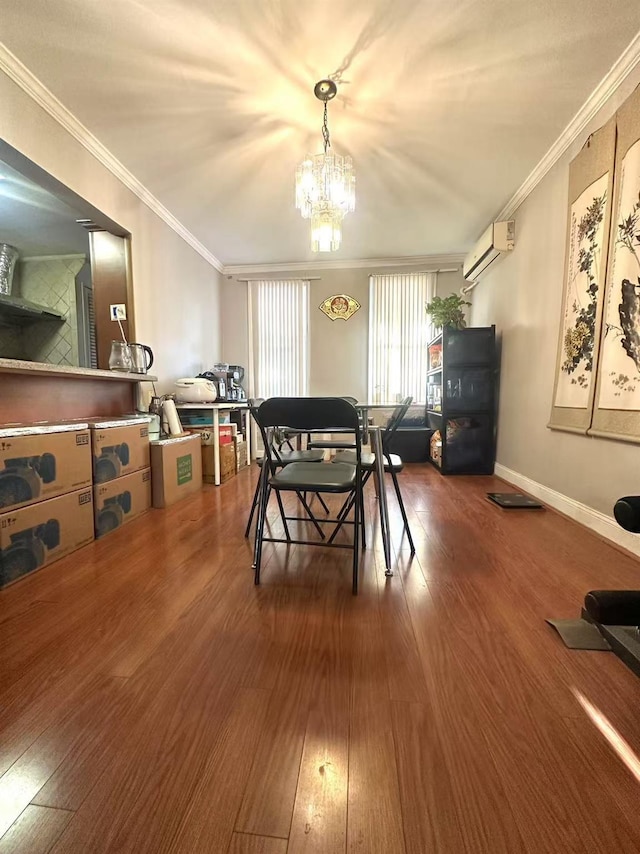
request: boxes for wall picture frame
[548,115,616,434]
[319,293,361,321]
[591,85,640,443]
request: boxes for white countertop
[175,401,248,408]
[0,358,157,383]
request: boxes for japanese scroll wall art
[550,84,640,442]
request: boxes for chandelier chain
[322,101,331,153]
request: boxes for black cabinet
[426,326,497,475]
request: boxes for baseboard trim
[494,463,640,559]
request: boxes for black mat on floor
[546,618,611,650]
[487,492,543,509]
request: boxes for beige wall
[0,70,222,394]
[471,70,640,516]
[221,267,465,400]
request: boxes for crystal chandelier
[295,79,355,252]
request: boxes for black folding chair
[252,397,363,594]
[332,396,415,554]
[244,399,328,538]
[306,396,360,451]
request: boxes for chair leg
[244,467,263,538]
[352,467,362,595]
[390,468,415,554]
[295,492,326,540]
[253,463,270,584]
[305,490,329,514]
[275,490,291,542]
[360,486,366,550]
[317,493,330,514]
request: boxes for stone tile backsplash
[0,255,86,365]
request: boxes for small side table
[175,402,251,486]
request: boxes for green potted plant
[425,293,471,331]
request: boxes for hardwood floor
[1,463,640,852]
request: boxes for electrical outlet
[110,304,127,321]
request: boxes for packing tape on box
[162,399,183,436]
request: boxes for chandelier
[295,79,355,252]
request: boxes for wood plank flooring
[1,464,640,852]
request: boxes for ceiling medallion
[319,293,361,321]
[295,79,355,253]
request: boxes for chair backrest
[255,397,361,467]
[247,397,265,433]
[381,396,413,455]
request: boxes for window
[248,279,309,398]
[368,272,437,403]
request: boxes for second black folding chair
[244,398,328,538]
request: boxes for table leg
[213,408,221,486]
[244,408,251,462]
[362,406,370,445]
[372,426,393,576]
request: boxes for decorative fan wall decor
[319,294,361,321]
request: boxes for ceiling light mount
[314,79,337,102]
[295,79,355,253]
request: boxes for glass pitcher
[109,341,133,372]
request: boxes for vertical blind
[248,279,310,398]
[368,272,437,403]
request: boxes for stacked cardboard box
[234,435,248,471]
[0,423,94,588]
[90,417,152,539]
[191,425,244,484]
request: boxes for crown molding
[496,29,640,221]
[0,43,224,273]
[223,253,465,276]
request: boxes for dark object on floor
[487,492,543,509]
[613,496,640,533]
[584,589,640,624]
[582,590,640,678]
[546,618,611,650]
[590,623,640,679]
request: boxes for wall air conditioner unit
[463,220,515,282]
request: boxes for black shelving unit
[425,326,497,475]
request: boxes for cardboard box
[0,487,95,588]
[202,442,236,484]
[190,425,239,447]
[90,417,150,483]
[190,427,215,446]
[234,436,248,471]
[218,425,234,445]
[0,423,92,512]
[150,434,203,508]
[93,467,152,538]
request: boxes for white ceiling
[2,0,640,266]
[0,160,89,257]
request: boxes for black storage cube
[443,326,494,366]
[387,428,433,463]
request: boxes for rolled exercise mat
[162,399,184,436]
[584,590,640,626]
[613,496,640,533]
